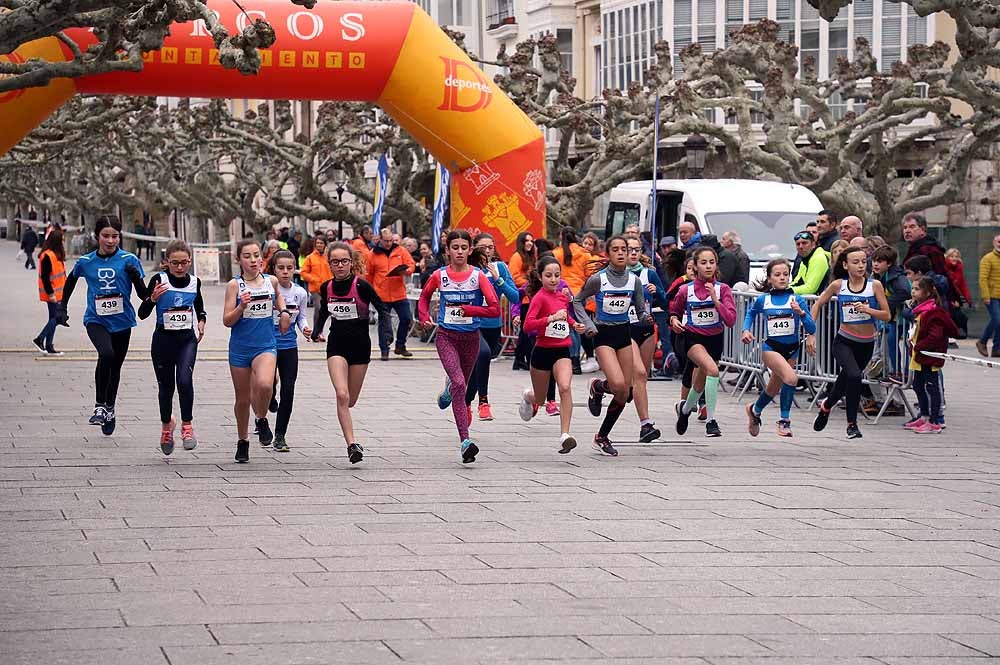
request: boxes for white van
[605,179,822,267]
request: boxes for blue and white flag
[649,94,660,237]
[371,153,389,235]
[431,162,450,253]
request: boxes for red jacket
[944,259,971,304]
[910,302,959,368]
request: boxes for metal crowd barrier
[720,291,917,425]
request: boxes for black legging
[86,323,131,408]
[274,347,299,436]
[581,334,595,360]
[465,327,503,405]
[913,366,942,420]
[823,335,875,424]
[151,329,197,423]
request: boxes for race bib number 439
[95,294,123,316]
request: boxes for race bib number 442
[602,297,629,316]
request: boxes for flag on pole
[431,162,450,254]
[649,94,660,241]
[371,154,389,235]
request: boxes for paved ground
[4,240,1000,665]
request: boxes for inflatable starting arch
[0,1,545,256]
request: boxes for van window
[705,211,816,261]
[605,202,640,238]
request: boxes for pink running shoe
[913,421,942,435]
[181,422,197,450]
[545,400,560,416]
[160,419,175,456]
[902,416,925,430]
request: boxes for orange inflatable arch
[0,1,545,257]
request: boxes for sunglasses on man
[794,232,814,241]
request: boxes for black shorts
[630,324,656,346]
[326,331,371,365]
[594,325,632,351]
[763,338,800,361]
[530,346,570,372]
[681,331,725,388]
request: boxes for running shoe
[394,347,413,358]
[235,439,250,463]
[572,359,582,375]
[160,419,175,456]
[461,439,479,463]
[478,402,494,421]
[936,417,947,429]
[437,379,453,410]
[273,435,290,452]
[101,407,117,436]
[913,421,942,435]
[181,423,197,450]
[976,340,989,357]
[593,434,619,457]
[269,397,279,413]
[256,417,273,446]
[746,403,761,437]
[587,379,605,417]
[776,419,793,437]
[902,416,925,430]
[30,337,46,354]
[545,400,560,416]
[89,405,107,426]
[580,358,600,374]
[348,442,364,464]
[813,405,831,432]
[518,389,536,422]
[697,405,708,422]
[705,420,722,437]
[846,423,863,440]
[639,423,661,443]
[558,434,577,454]
[674,400,691,436]
[45,347,64,356]
[380,351,389,361]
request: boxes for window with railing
[697,0,717,55]
[486,0,514,29]
[882,1,902,72]
[673,0,692,76]
[602,0,661,88]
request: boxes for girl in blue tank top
[741,258,816,438]
[223,239,292,463]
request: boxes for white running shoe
[518,388,536,422]
[580,358,600,374]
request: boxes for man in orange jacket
[367,228,416,360]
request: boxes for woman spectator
[32,228,67,355]
[581,232,600,256]
[509,231,538,370]
[299,235,333,341]
[829,239,850,280]
[945,247,972,338]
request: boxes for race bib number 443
[766,315,794,337]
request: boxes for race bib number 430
[164,308,193,330]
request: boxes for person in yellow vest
[33,227,67,355]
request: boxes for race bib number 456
[328,302,358,320]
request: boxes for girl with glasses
[312,242,382,464]
[624,237,668,443]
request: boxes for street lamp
[238,190,247,239]
[684,133,709,179]
[333,168,347,239]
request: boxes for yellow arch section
[0,1,545,255]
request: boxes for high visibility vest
[37,249,66,302]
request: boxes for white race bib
[627,305,639,324]
[691,305,718,326]
[841,302,868,323]
[243,298,272,320]
[602,296,629,316]
[444,305,472,326]
[545,319,570,339]
[95,294,123,316]
[328,301,358,320]
[164,308,193,331]
[766,315,794,338]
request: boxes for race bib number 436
[545,319,570,339]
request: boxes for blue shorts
[228,346,276,368]
[762,338,800,360]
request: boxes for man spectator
[352,225,373,252]
[677,220,702,250]
[402,236,420,264]
[367,228,416,361]
[805,221,819,241]
[816,209,840,252]
[391,231,402,246]
[286,231,302,259]
[624,223,640,240]
[839,215,863,243]
[659,235,677,254]
[325,229,338,244]
[902,213,947,275]
[790,230,830,295]
[720,231,750,285]
[977,233,1000,358]
[19,223,38,270]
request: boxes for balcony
[486,0,517,38]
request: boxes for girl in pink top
[517,256,586,453]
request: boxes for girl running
[625,236,668,443]
[138,240,206,455]
[418,230,501,463]
[573,235,650,456]
[741,258,816,438]
[312,242,382,464]
[57,215,147,436]
[903,277,956,434]
[223,239,291,463]
[669,246,737,438]
[269,250,311,453]
[33,226,66,356]
[810,246,891,439]
[517,255,586,453]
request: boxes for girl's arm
[522,294,548,336]
[631,280,651,323]
[222,280,243,327]
[496,262,521,303]
[312,280,331,340]
[194,278,207,322]
[462,272,500,318]
[797,295,817,335]
[572,274,601,334]
[742,294,763,332]
[868,281,892,322]
[717,283,738,327]
[647,270,669,309]
[273,277,292,334]
[125,257,148,300]
[417,271,441,324]
[137,274,161,320]
[810,280,840,320]
[669,282,688,319]
[294,286,309,332]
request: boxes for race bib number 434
[244,298,271,319]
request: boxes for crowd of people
[24,209,1000,462]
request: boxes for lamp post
[333,168,347,239]
[684,133,709,179]
[238,190,247,239]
